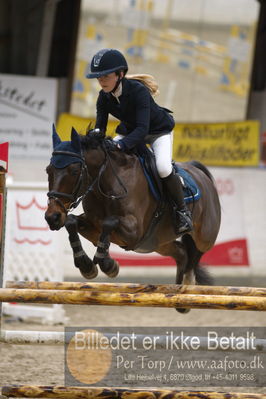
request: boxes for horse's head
[45,126,129,230]
[45,125,87,230]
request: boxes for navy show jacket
[95,78,175,150]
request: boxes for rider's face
[97,72,119,92]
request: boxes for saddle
[136,143,201,204]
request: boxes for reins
[97,142,128,200]
[47,141,128,214]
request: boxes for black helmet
[86,48,128,79]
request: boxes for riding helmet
[86,48,128,79]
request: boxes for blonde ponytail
[127,74,160,97]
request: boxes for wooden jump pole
[1,330,266,350]
[1,385,266,399]
[0,288,266,310]
[0,330,67,345]
[6,280,266,297]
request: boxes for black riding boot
[162,170,193,234]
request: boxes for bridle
[47,150,89,213]
[47,144,128,214]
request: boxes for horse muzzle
[45,210,66,231]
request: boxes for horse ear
[52,124,61,148]
[71,127,81,152]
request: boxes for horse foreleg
[65,214,98,279]
[93,215,120,278]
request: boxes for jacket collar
[105,77,130,101]
[111,82,123,99]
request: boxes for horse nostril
[45,212,61,226]
[52,212,61,223]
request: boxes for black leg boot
[162,170,193,234]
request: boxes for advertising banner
[261,131,266,166]
[0,193,3,246]
[0,142,9,171]
[56,113,118,140]
[173,120,260,167]
[0,74,57,159]
[57,115,260,168]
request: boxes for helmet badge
[93,49,109,68]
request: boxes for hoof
[106,260,119,278]
[79,263,98,279]
[98,257,120,278]
[175,307,191,314]
[74,253,98,279]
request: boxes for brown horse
[45,127,221,311]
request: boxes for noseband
[47,144,128,214]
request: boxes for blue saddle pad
[173,164,201,204]
[139,157,201,204]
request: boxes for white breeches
[113,132,173,178]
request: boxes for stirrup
[176,208,193,234]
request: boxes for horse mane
[78,131,134,167]
[79,132,113,150]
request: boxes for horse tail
[194,265,214,285]
[189,160,214,181]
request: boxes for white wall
[210,167,266,276]
[240,169,266,272]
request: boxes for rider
[86,48,192,234]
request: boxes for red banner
[0,194,3,243]
[0,142,9,172]
[110,238,249,267]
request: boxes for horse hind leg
[181,234,213,286]
[65,214,98,279]
[159,236,213,314]
[93,216,120,278]
[157,241,190,314]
